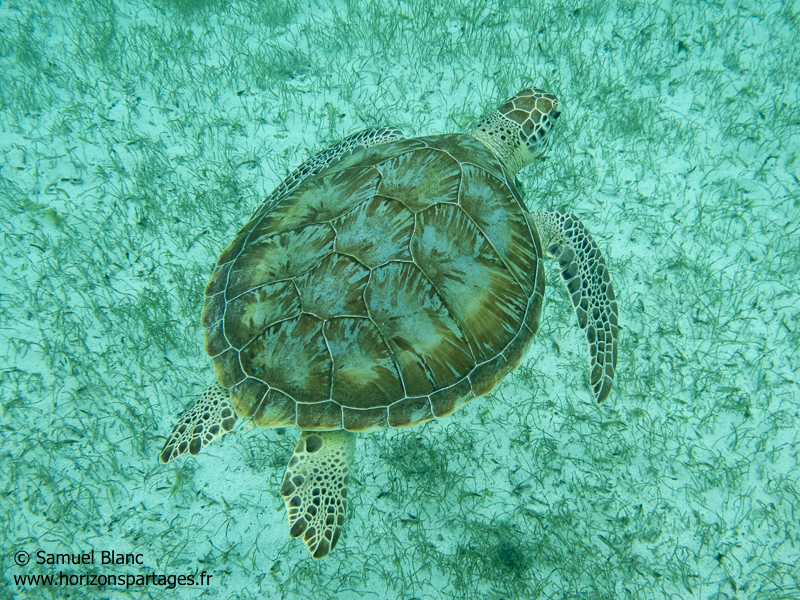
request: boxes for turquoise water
[1,0,798,598]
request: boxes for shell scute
[324,317,403,409]
[341,406,389,432]
[296,254,370,319]
[253,388,297,428]
[205,263,231,298]
[429,377,474,419]
[226,224,334,299]
[411,202,528,364]
[376,147,460,212]
[213,347,246,389]
[387,396,433,428]
[250,166,380,236]
[230,377,270,418]
[224,281,301,350]
[458,164,539,296]
[419,133,506,182]
[239,314,331,405]
[333,197,415,268]
[365,261,474,396]
[204,318,230,357]
[296,400,342,430]
[333,138,426,172]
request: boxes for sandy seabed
[1,0,798,598]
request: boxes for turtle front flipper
[280,431,356,559]
[530,211,619,403]
[159,381,238,463]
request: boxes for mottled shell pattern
[202,96,557,433]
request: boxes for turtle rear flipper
[530,211,619,403]
[280,431,356,559]
[159,381,238,463]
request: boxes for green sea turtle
[160,87,619,559]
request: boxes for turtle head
[471,88,560,177]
